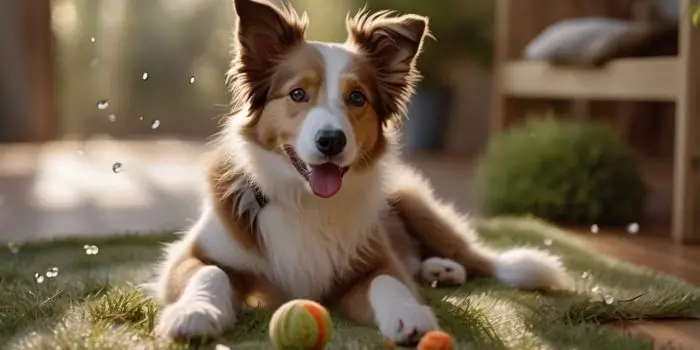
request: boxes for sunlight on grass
[1,218,699,349]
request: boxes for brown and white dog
[150,0,568,344]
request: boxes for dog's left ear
[347,11,429,119]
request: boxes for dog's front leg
[333,243,439,344]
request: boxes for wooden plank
[489,0,512,135]
[672,0,700,243]
[500,58,679,101]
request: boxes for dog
[149,0,569,344]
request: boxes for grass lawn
[1,217,699,350]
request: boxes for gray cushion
[523,17,664,66]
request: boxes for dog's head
[228,0,428,199]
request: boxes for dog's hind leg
[388,164,569,291]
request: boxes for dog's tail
[389,164,569,291]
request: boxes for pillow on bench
[523,17,677,67]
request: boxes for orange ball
[417,330,453,350]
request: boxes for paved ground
[0,138,208,243]
[0,139,476,243]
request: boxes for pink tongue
[309,164,343,198]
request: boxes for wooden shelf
[500,57,679,101]
[491,0,700,243]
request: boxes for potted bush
[474,117,646,225]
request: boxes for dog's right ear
[231,0,307,108]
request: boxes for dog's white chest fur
[257,199,376,299]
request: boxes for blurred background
[0,0,697,246]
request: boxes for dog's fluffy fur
[149,0,569,344]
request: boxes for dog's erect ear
[346,10,429,120]
[230,0,307,109]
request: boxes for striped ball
[269,299,333,350]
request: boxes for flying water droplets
[141,72,149,81]
[603,295,614,304]
[580,271,591,280]
[90,36,96,43]
[430,280,438,288]
[84,245,100,255]
[112,162,122,174]
[138,116,144,121]
[7,242,20,254]
[46,267,59,278]
[591,285,600,293]
[189,76,196,84]
[108,114,117,122]
[590,224,599,234]
[543,239,553,246]
[150,119,160,130]
[96,100,109,110]
[34,272,45,284]
[627,222,639,235]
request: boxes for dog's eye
[348,91,366,107]
[289,88,309,103]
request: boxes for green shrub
[474,117,646,225]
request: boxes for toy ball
[417,330,454,350]
[269,299,332,349]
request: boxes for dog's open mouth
[283,145,349,198]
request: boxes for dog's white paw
[421,257,467,285]
[156,299,234,339]
[376,302,439,344]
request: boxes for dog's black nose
[315,129,347,157]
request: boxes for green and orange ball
[269,299,333,350]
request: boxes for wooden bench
[490,0,700,243]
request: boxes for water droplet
[150,119,160,130]
[34,273,45,284]
[627,222,639,235]
[544,239,553,246]
[590,224,599,234]
[591,285,600,293]
[90,36,96,43]
[430,280,438,288]
[97,100,109,110]
[189,76,196,84]
[108,114,116,122]
[142,72,149,81]
[7,242,19,254]
[112,162,122,174]
[580,271,591,280]
[84,245,100,255]
[139,116,144,121]
[46,267,59,278]
[604,295,614,304]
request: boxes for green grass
[1,217,699,350]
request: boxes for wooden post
[0,0,55,142]
[672,0,700,243]
[22,0,57,142]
